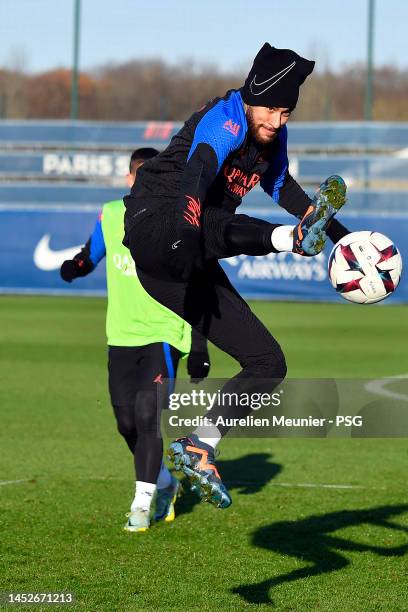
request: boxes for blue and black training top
[124,89,325,235]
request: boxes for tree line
[0,59,407,121]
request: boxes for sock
[193,420,222,450]
[271,225,294,252]
[156,461,172,490]
[131,481,156,512]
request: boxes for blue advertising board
[1,120,407,150]
[0,184,407,213]
[0,206,406,302]
[1,152,407,183]
[0,206,106,295]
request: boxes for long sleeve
[74,213,106,271]
[260,126,350,244]
[73,212,106,274]
[187,328,210,382]
[175,96,246,232]
[60,212,107,282]
[190,327,208,354]
[176,143,219,230]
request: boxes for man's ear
[126,173,135,188]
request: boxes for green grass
[1,296,408,611]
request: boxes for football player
[123,45,350,509]
[61,148,210,531]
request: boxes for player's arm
[261,127,349,245]
[171,101,246,279]
[60,212,106,283]
[187,328,211,383]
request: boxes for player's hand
[168,228,203,281]
[187,350,211,383]
[60,257,93,282]
[60,259,78,282]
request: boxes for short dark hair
[129,147,159,172]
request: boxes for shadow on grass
[175,452,282,517]
[232,504,408,605]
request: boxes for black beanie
[241,43,315,110]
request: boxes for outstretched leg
[135,261,286,508]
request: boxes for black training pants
[108,343,180,483]
[128,206,287,436]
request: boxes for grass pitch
[1,296,407,611]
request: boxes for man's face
[246,105,291,147]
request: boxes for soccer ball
[328,231,402,304]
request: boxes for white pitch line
[0,479,32,486]
[365,373,408,402]
[226,481,365,490]
[0,477,382,491]
[89,477,368,490]
[270,482,363,489]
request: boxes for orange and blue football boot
[293,175,347,256]
[168,435,231,509]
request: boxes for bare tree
[2,57,407,121]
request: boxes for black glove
[60,257,93,282]
[168,227,203,281]
[187,351,211,383]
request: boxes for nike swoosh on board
[33,234,84,271]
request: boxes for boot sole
[314,175,347,227]
[168,444,231,509]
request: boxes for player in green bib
[60,148,210,532]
